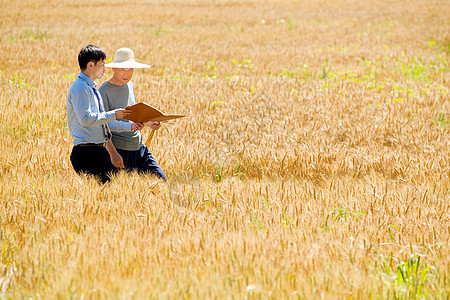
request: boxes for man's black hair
[78,44,106,70]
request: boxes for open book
[123,102,185,123]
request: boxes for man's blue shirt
[67,72,131,145]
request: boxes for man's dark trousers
[70,144,113,184]
[114,145,167,181]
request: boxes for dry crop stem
[0,0,449,298]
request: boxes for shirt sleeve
[108,120,133,132]
[70,84,116,127]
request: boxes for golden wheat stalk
[145,128,156,147]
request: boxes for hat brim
[105,61,151,69]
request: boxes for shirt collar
[78,72,97,89]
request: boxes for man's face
[91,60,106,80]
[112,68,134,85]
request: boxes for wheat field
[0,0,449,298]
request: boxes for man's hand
[115,109,132,119]
[110,152,125,169]
[131,123,144,131]
[105,139,125,168]
[144,121,161,130]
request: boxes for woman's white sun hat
[106,48,151,68]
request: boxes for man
[67,45,143,183]
[99,47,167,181]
